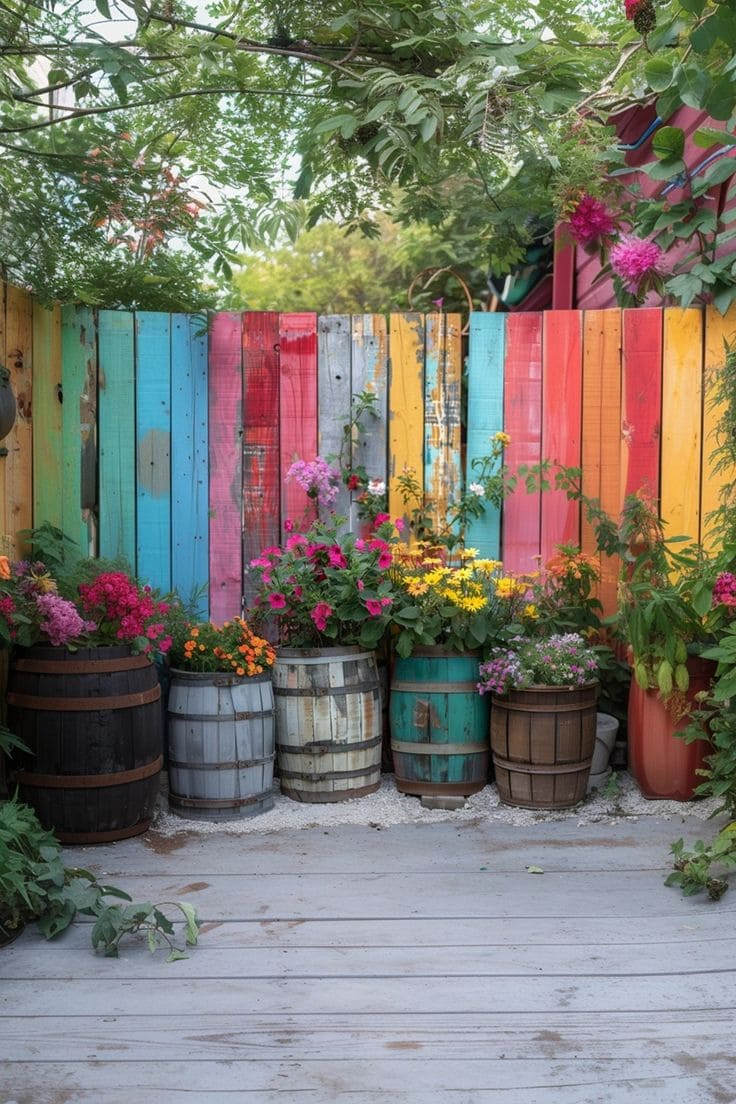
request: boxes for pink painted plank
[540,311,582,565]
[209,312,243,622]
[620,308,662,502]
[242,311,280,609]
[552,225,576,310]
[279,312,318,533]
[502,313,543,575]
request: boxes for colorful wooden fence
[2,281,735,619]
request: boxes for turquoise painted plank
[98,310,136,567]
[60,306,97,557]
[465,313,505,559]
[171,314,209,617]
[135,312,171,593]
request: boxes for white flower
[368,479,386,495]
[468,482,485,497]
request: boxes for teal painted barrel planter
[389,647,490,796]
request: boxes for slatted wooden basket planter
[273,647,382,802]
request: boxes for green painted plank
[465,313,505,559]
[60,305,97,557]
[31,302,62,529]
[98,310,136,567]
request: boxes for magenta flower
[285,533,307,550]
[327,546,348,569]
[365,599,383,617]
[310,602,332,632]
[567,194,616,247]
[610,236,666,293]
[267,592,287,609]
[713,572,736,608]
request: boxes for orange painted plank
[661,308,703,543]
[620,308,662,502]
[502,313,542,574]
[540,311,582,566]
[3,286,33,552]
[388,314,425,534]
[701,305,736,548]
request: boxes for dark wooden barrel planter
[273,647,382,802]
[7,645,163,843]
[490,682,598,809]
[389,648,490,796]
[166,669,275,820]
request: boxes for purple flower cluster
[287,457,341,509]
[34,593,94,647]
[610,236,666,294]
[478,650,523,696]
[478,633,598,695]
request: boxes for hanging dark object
[0,365,17,441]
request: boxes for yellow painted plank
[661,308,703,544]
[701,304,736,549]
[3,285,33,554]
[32,301,63,529]
[388,313,425,533]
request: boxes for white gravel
[152,771,725,836]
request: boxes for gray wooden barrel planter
[166,670,275,820]
[273,647,382,802]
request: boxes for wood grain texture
[388,313,425,531]
[242,311,280,609]
[620,308,662,501]
[3,285,33,551]
[465,312,505,558]
[279,312,318,533]
[701,304,736,548]
[209,312,244,622]
[541,310,582,565]
[31,301,62,530]
[424,312,462,540]
[61,305,97,557]
[502,313,543,574]
[318,314,352,525]
[135,312,171,592]
[581,310,622,615]
[349,314,388,533]
[98,310,136,567]
[661,308,703,542]
[171,313,209,614]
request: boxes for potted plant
[388,546,535,797]
[249,517,397,802]
[479,632,599,809]
[1,535,172,842]
[165,618,276,820]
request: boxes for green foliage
[667,831,736,901]
[0,796,199,958]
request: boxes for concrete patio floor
[1,809,735,1103]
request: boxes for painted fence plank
[540,310,582,565]
[98,310,136,567]
[31,301,62,531]
[465,312,505,559]
[60,306,97,557]
[242,311,280,608]
[135,312,171,592]
[318,314,351,524]
[3,286,33,552]
[582,310,622,615]
[209,312,243,621]
[661,308,703,543]
[701,304,736,548]
[620,308,662,501]
[388,313,425,532]
[424,312,462,542]
[502,313,542,575]
[349,314,388,533]
[279,312,318,534]
[171,314,209,614]
[0,281,6,562]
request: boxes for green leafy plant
[667,831,736,902]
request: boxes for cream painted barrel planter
[273,647,382,802]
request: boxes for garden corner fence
[1,279,734,620]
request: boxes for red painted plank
[540,311,582,565]
[209,312,243,622]
[279,312,318,533]
[242,311,280,609]
[502,313,542,575]
[620,308,662,502]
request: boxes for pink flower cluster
[713,572,736,609]
[310,602,332,632]
[567,195,616,247]
[34,593,94,647]
[610,236,666,293]
[78,572,171,654]
[287,457,341,509]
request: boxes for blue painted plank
[465,313,505,559]
[171,314,209,616]
[135,312,171,593]
[98,310,136,567]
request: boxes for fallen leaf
[526,865,544,874]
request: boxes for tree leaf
[652,126,684,161]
